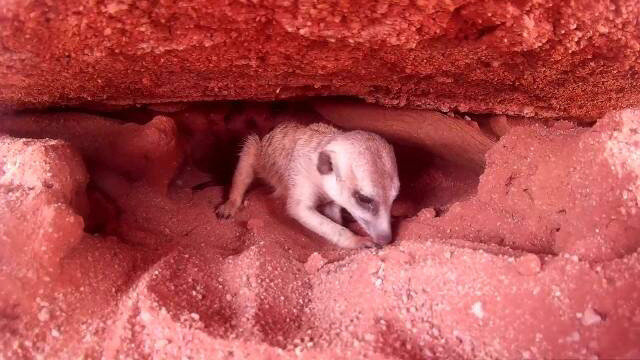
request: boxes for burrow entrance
[1,97,489,244]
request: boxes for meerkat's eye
[353,191,379,214]
[353,191,374,207]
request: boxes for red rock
[147,102,190,113]
[0,113,184,193]
[314,100,495,171]
[246,218,265,232]
[391,200,419,218]
[581,307,604,326]
[0,136,88,273]
[417,208,437,219]
[515,254,542,276]
[1,1,639,120]
[489,115,510,137]
[304,252,327,274]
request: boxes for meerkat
[216,121,400,249]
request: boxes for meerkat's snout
[349,199,394,246]
[369,218,393,245]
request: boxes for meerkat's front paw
[340,232,378,249]
[216,200,240,219]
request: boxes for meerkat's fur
[216,122,400,249]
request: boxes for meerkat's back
[255,122,341,193]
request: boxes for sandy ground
[1,102,639,359]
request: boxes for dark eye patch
[354,191,372,204]
[353,191,378,214]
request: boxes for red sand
[1,104,640,359]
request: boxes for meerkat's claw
[216,201,239,219]
[342,233,378,249]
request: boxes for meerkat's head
[316,130,400,246]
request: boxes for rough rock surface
[415,109,640,261]
[1,104,639,359]
[1,0,639,119]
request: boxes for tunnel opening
[68,98,486,241]
[0,96,492,256]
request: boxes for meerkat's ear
[317,151,333,175]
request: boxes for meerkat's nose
[368,218,393,245]
[373,230,393,246]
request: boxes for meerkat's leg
[216,135,260,219]
[287,181,374,249]
[319,202,343,225]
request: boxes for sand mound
[1,103,639,359]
